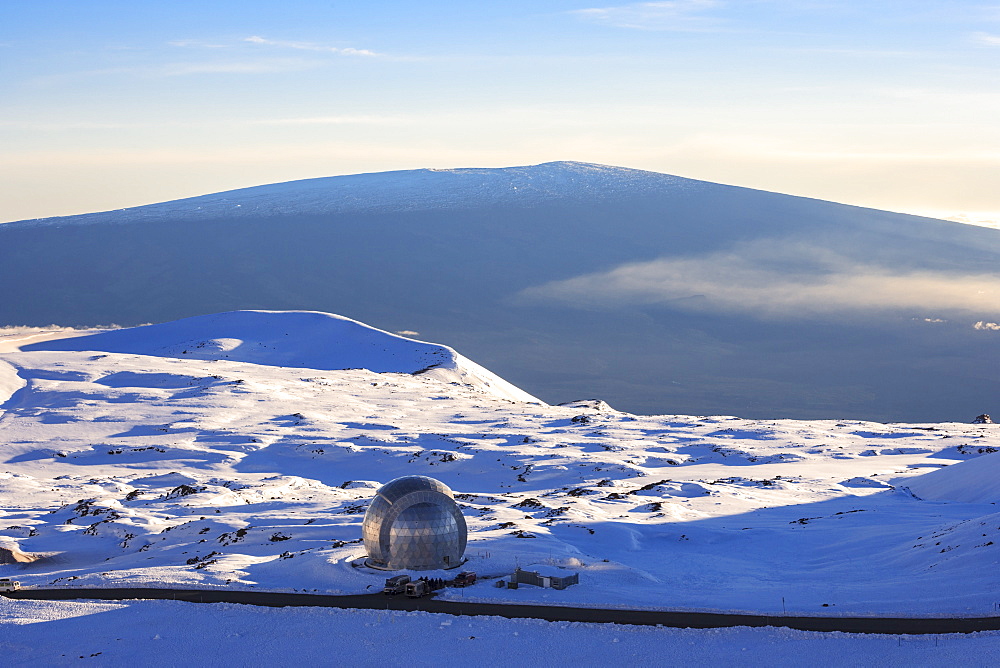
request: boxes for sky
[3,0,1000,225]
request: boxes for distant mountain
[3,161,999,421]
[3,162,698,228]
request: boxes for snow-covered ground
[3,598,999,667]
[18,311,539,404]
[2,310,1000,659]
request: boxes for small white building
[510,566,579,590]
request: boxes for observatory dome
[362,475,467,571]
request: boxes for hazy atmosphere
[4,0,1000,225]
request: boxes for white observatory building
[362,475,467,571]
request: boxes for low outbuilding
[510,566,579,590]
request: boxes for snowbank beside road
[2,598,998,667]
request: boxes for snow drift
[0,360,25,406]
[901,449,1000,504]
[22,310,541,404]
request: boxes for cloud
[247,115,408,126]
[777,47,923,58]
[167,40,228,49]
[244,36,380,57]
[0,120,158,131]
[974,321,1000,331]
[911,211,1000,231]
[48,59,321,79]
[515,244,1000,319]
[972,31,1000,46]
[0,116,406,131]
[572,0,725,31]
[161,59,317,75]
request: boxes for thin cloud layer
[516,244,1000,319]
[245,36,380,57]
[972,31,1000,46]
[572,0,724,31]
[247,115,407,126]
[161,59,316,76]
[167,40,228,49]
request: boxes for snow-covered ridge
[901,451,1000,504]
[0,359,25,407]
[22,310,541,404]
[1,162,701,228]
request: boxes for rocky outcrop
[0,546,40,564]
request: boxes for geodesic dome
[362,475,467,570]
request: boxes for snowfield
[20,310,540,404]
[2,310,1000,661]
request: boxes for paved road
[5,587,999,635]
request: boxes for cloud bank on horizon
[517,243,1000,320]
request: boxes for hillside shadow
[435,485,1000,617]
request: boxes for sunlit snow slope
[1,311,999,617]
[22,310,540,404]
[902,451,1000,504]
